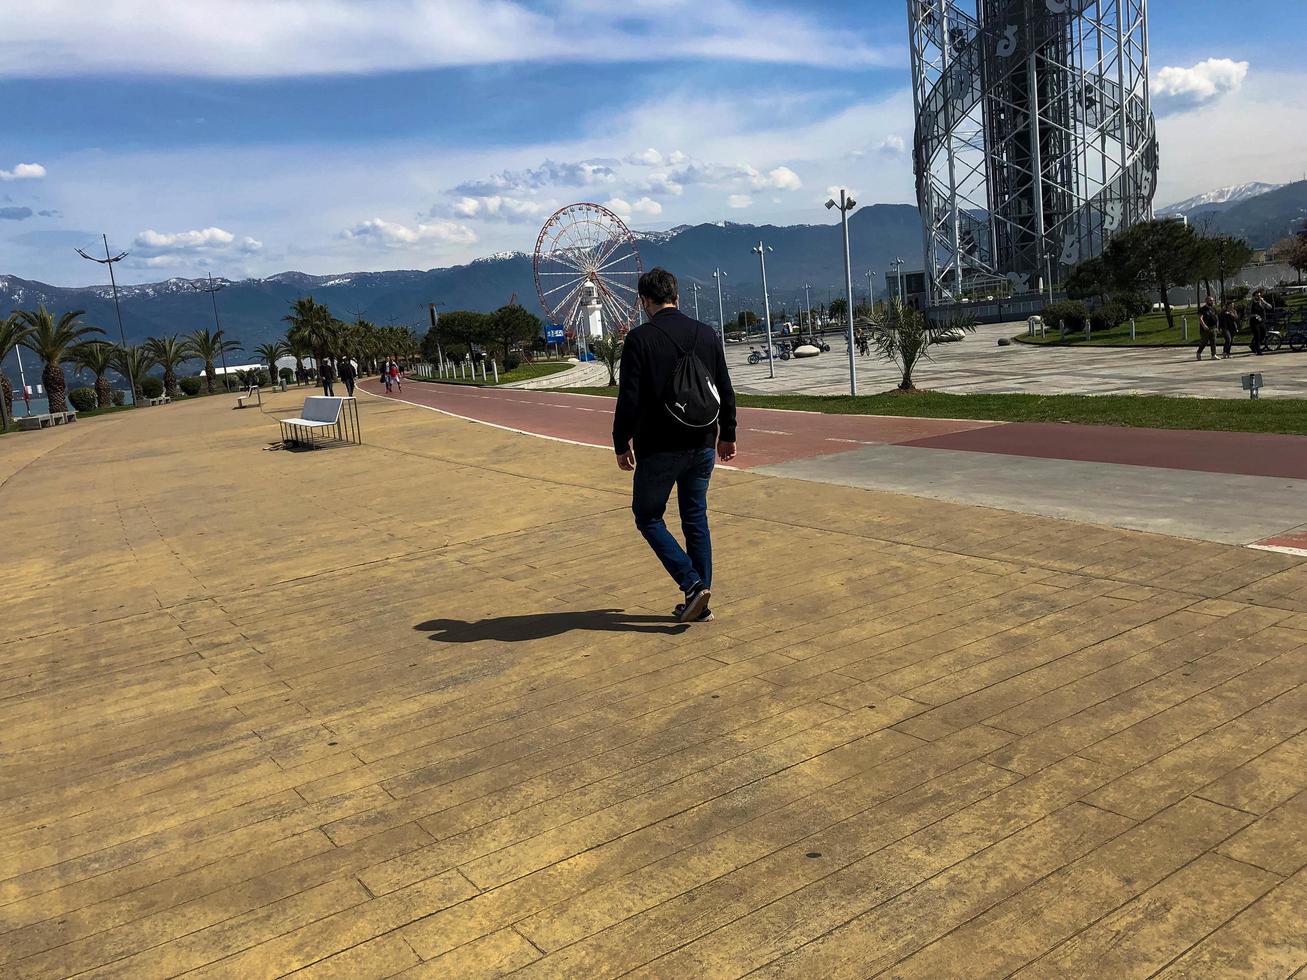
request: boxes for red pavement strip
[358,380,998,468]
[901,422,1307,481]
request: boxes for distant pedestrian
[338,357,356,397]
[1249,289,1271,355]
[320,358,336,396]
[1219,300,1239,358]
[382,360,393,394]
[389,359,402,392]
[613,267,738,624]
[1197,296,1219,361]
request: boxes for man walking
[614,268,737,623]
[1249,289,1271,355]
[1197,296,1219,361]
[338,356,356,396]
[320,357,336,396]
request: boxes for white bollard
[492,361,499,384]
[1130,318,1136,340]
[1183,316,1189,342]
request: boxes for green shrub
[1226,284,1250,303]
[140,376,165,398]
[1043,300,1090,332]
[504,354,522,371]
[1090,302,1127,333]
[1112,292,1151,318]
[112,389,126,407]
[68,387,97,413]
[179,376,203,397]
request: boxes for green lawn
[1018,295,1307,348]
[413,361,574,387]
[555,388,1307,436]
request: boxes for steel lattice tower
[908,0,1158,303]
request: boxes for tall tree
[145,334,192,398]
[282,296,337,368]
[187,327,242,393]
[1064,255,1112,304]
[0,315,32,425]
[114,346,157,401]
[435,310,491,358]
[254,341,289,383]
[15,306,105,414]
[487,304,541,363]
[72,341,120,409]
[1103,219,1203,331]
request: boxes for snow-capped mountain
[1157,182,1283,218]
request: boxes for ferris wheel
[533,203,643,340]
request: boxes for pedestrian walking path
[3,390,1306,977]
[361,379,1307,552]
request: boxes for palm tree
[283,296,337,371]
[254,340,288,386]
[145,334,192,398]
[1,315,32,425]
[15,306,105,413]
[115,345,157,401]
[186,327,242,393]
[72,341,120,409]
[285,333,311,384]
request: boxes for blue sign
[544,323,566,344]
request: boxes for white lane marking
[1248,544,1307,558]
[824,437,876,445]
[746,428,791,436]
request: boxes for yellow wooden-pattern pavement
[1,388,1305,978]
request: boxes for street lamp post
[826,189,859,397]
[689,281,701,321]
[893,257,907,303]
[866,270,876,310]
[75,234,135,405]
[803,283,813,333]
[752,241,776,380]
[189,273,232,383]
[713,269,727,349]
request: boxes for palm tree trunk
[1,374,11,417]
[205,362,217,394]
[94,375,113,409]
[164,368,178,398]
[43,363,67,413]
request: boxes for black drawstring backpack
[654,324,720,428]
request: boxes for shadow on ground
[416,609,688,642]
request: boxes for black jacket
[613,307,737,456]
[337,360,356,382]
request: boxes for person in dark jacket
[614,267,737,623]
[1219,300,1239,358]
[337,356,356,396]
[320,358,336,396]
[1249,289,1271,355]
[1197,296,1219,361]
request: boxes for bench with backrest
[278,395,360,448]
[236,386,261,409]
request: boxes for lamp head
[825,199,836,210]
[846,197,856,209]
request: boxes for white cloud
[134,227,235,251]
[604,197,632,217]
[877,134,906,155]
[727,194,752,209]
[625,148,664,167]
[667,150,689,166]
[1154,58,1249,115]
[631,197,663,216]
[342,217,476,247]
[0,162,46,180]
[454,158,617,197]
[761,165,802,190]
[0,1,895,79]
[449,194,545,221]
[639,172,684,197]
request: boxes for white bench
[278,396,361,448]
[236,386,261,409]
[17,414,51,431]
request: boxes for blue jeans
[632,448,715,593]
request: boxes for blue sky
[3,0,1306,285]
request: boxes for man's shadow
[416,608,688,643]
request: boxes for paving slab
[1,389,1305,977]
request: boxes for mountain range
[0,204,924,358]
[4,182,1305,377]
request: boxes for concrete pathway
[2,389,1306,977]
[728,322,1307,399]
[362,380,1307,552]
